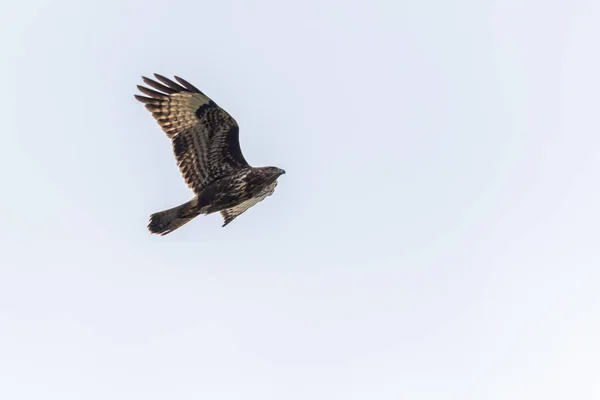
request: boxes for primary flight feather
[135,74,285,235]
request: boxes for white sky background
[1,0,599,398]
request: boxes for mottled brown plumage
[135,74,285,235]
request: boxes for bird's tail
[148,198,200,236]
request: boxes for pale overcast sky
[1,0,599,399]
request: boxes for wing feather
[142,76,177,94]
[153,73,188,92]
[135,74,249,194]
[174,75,204,94]
[220,182,277,227]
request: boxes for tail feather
[148,199,199,235]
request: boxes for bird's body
[135,74,284,235]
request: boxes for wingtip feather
[174,75,202,93]
[153,73,187,92]
[134,94,152,103]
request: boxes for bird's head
[261,166,286,182]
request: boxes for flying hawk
[135,74,285,235]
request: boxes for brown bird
[135,74,285,235]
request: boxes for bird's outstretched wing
[220,182,277,227]
[135,74,249,194]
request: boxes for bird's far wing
[220,182,277,227]
[135,74,249,194]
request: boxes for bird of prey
[134,74,285,235]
